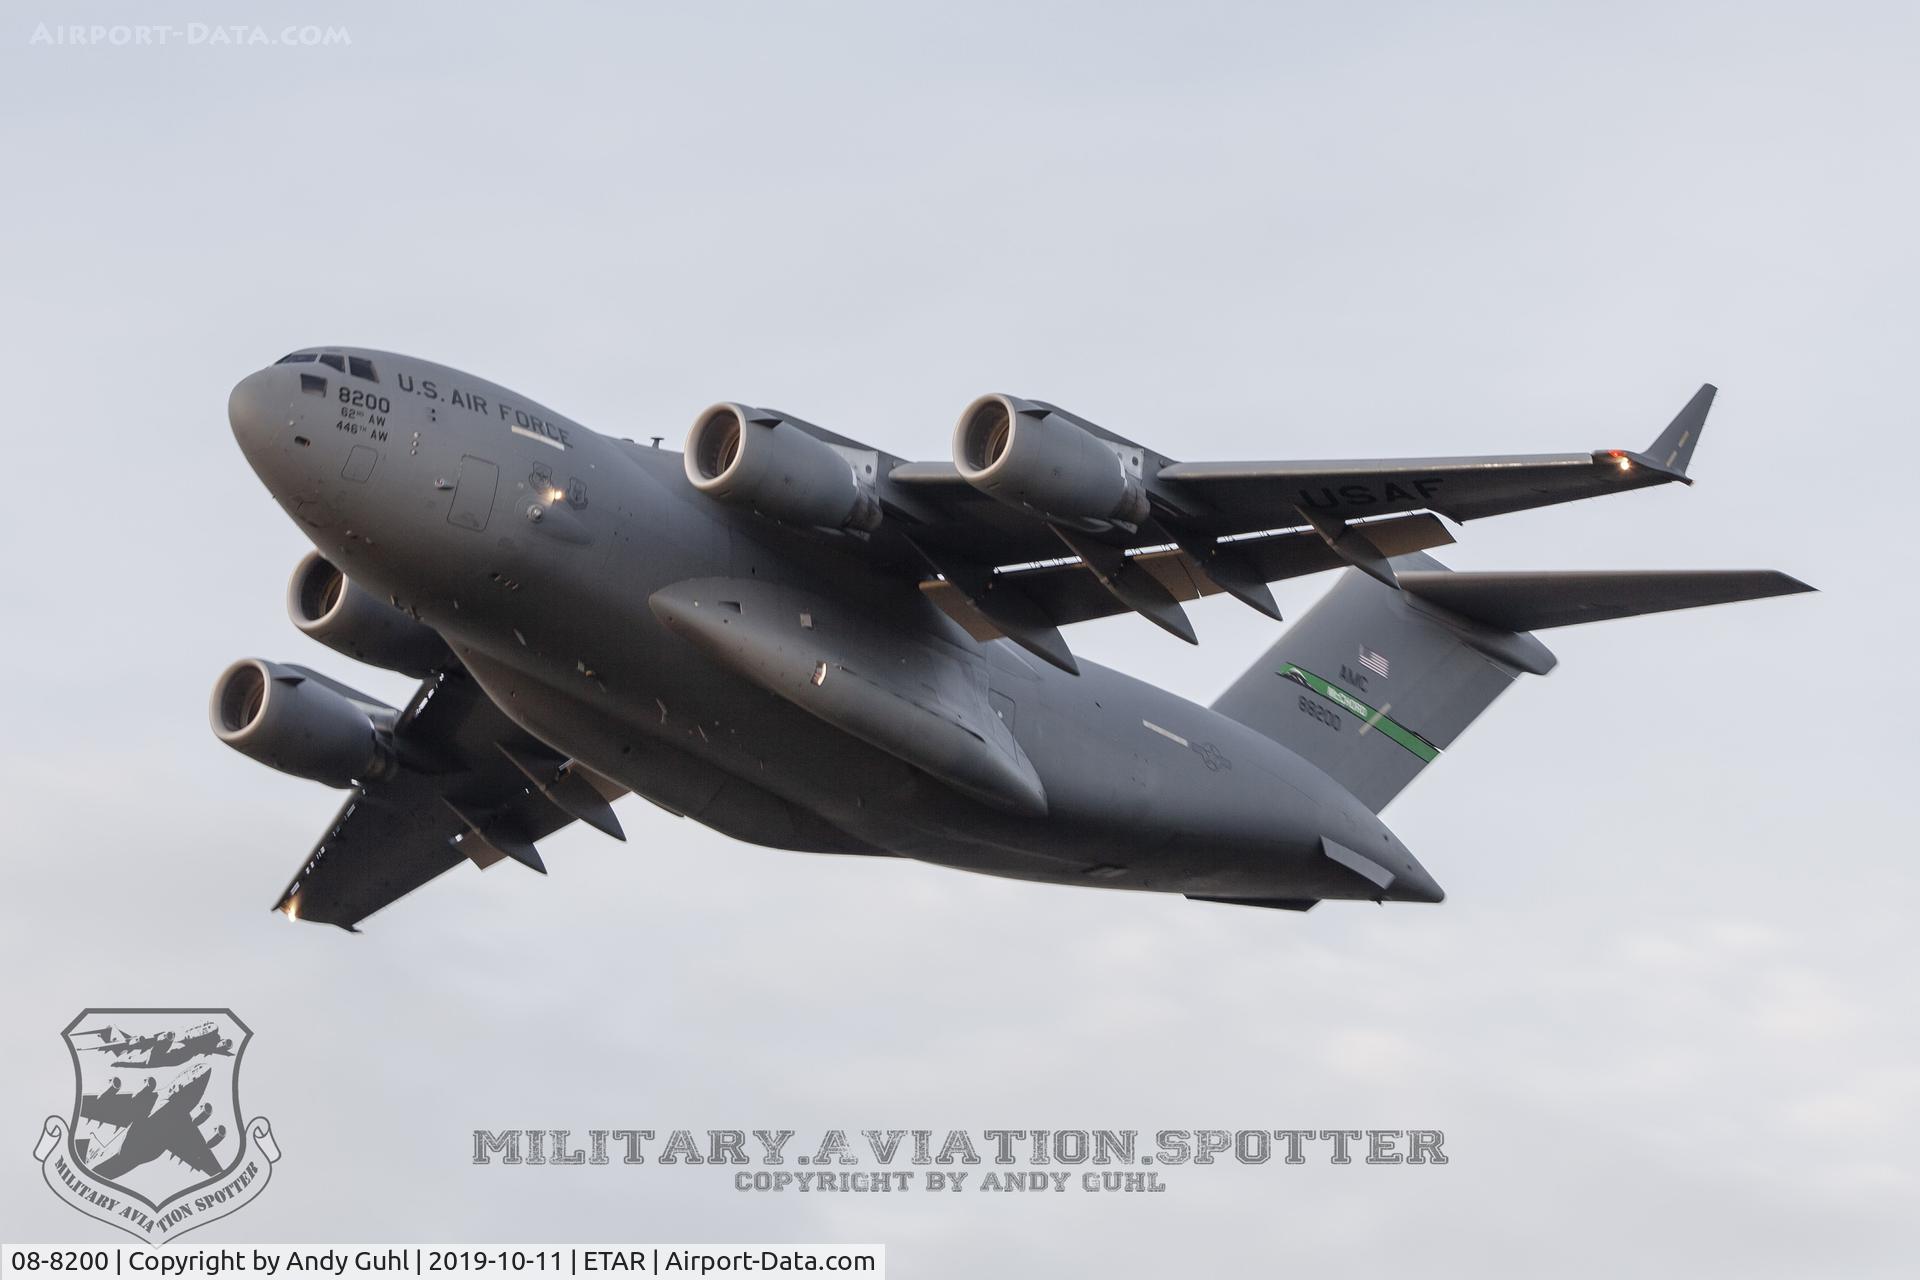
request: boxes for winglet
[1644,383,1715,478]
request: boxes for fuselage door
[448,455,498,532]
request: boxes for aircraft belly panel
[452,648,881,855]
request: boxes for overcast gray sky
[2,2,1915,1273]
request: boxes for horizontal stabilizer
[1213,552,1812,811]
[1400,569,1814,633]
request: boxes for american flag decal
[1358,646,1390,679]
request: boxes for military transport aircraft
[80,1064,226,1179]
[106,1022,236,1070]
[215,350,1809,929]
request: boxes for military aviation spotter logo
[31,1009,280,1241]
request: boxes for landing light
[282,897,300,921]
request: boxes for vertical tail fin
[1212,553,1811,811]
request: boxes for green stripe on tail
[1276,664,1441,763]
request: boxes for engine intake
[684,403,880,531]
[288,551,449,677]
[209,658,396,788]
[953,394,1148,528]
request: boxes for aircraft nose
[228,367,292,453]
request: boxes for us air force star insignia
[32,1009,281,1242]
[1192,742,1232,772]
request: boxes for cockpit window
[347,356,377,381]
[276,352,318,364]
[318,353,346,372]
[300,373,328,395]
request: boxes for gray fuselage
[226,349,1441,905]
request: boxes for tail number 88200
[1297,695,1342,731]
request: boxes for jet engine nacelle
[287,550,449,677]
[209,658,397,788]
[953,394,1150,528]
[684,403,881,531]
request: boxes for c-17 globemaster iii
[214,350,1810,929]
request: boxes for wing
[1144,384,1712,527]
[273,666,627,931]
[862,388,1712,670]
[683,387,1711,673]
[1157,449,1675,525]
[891,386,1708,537]
[79,1089,152,1130]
